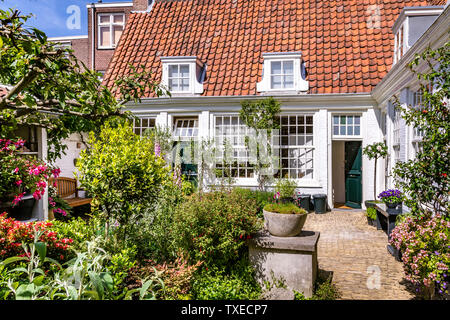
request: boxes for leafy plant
[172,189,263,269]
[263,203,306,215]
[378,189,403,204]
[239,97,281,191]
[390,214,449,299]
[392,42,449,217]
[275,178,297,199]
[365,207,377,220]
[76,123,172,239]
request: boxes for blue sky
[0,0,127,37]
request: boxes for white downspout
[91,3,96,70]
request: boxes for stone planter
[263,209,307,237]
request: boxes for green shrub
[192,262,262,300]
[76,123,172,237]
[172,190,263,269]
[232,188,272,218]
[365,207,377,220]
[294,271,341,300]
[263,203,306,214]
[275,178,297,199]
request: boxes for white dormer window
[257,52,308,93]
[160,56,204,95]
[271,61,294,89]
[168,64,190,92]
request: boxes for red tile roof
[104,0,444,97]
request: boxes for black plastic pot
[8,194,36,221]
[312,194,327,214]
[297,194,311,212]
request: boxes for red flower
[442,173,447,178]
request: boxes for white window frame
[332,115,362,138]
[257,52,308,93]
[214,114,255,180]
[133,116,156,136]
[167,64,191,93]
[173,117,198,141]
[273,114,315,180]
[160,57,204,95]
[98,13,125,49]
[270,60,294,90]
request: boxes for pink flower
[51,168,61,178]
[15,180,22,186]
[14,167,19,173]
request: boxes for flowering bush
[0,138,60,206]
[0,212,72,261]
[378,189,403,204]
[390,213,449,297]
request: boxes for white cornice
[392,6,444,33]
[372,5,450,106]
[86,2,132,8]
[48,35,88,41]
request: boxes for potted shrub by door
[263,201,308,237]
[378,189,403,209]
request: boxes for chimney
[133,0,153,11]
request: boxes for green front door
[345,141,362,208]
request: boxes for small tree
[0,9,166,161]
[239,97,281,191]
[362,142,388,200]
[76,122,172,239]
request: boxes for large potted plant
[378,189,403,209]
[0,138,58,220]
[263,194,308,237]
[362,142,388,209]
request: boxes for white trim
[48,35,88,41]
[87,2,132,8]
[97,13,125,49]
[160,57,204,95]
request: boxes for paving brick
[303,210,415,300]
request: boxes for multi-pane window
[168,64,190,92]
[413,90,425,139]
[270,61,294,89]
[273,115,314,179]
[133,117,156,135]
[173,118,198,140]
[332,115,361,136]
[393,107,401,147]
[214,116,254,178]
[98,13,124,48]
[393,25,405,64]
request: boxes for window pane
[99,15,110,24]
[333,116,339,125]
[180,78,190,91]
[169,65,178,77]
[271,75,282,89]
[354,126,360,135]
[284,75,294,88]
[180,65,190,78]
[340,126,346,135]
[100,26,110,47]
[113,25,123,45]
[283,61,294,75]
[113,15,124,23]
[168,78,178,91]
[333,126,339,135]
[355,116,360,125]
[347,126,353,135]
[347,116,353,124]
[340,116,346,125]
[271,61,282,75]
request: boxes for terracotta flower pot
[263,209,307,237]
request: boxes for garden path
[303,210,416,300]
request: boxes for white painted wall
[332,141,345,204]
[53,133,88,180]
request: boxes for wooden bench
[49,177,92,208]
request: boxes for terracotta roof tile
[104,0,442,96]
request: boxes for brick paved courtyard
[303,210,416,300]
